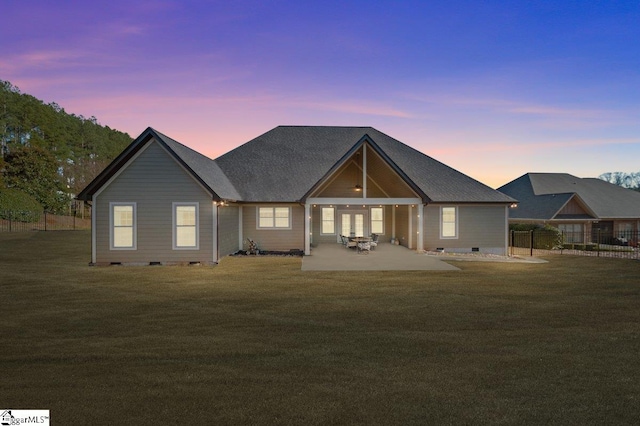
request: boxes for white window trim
[370,206,385,235]
[256,206,292,230]
[321,207,336,235]
[173,202,200,250]
[440,206,458,239]
[109,202,137,250]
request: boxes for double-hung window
[173,202,199,249]
[110,203,136,249]
[258,207,291,229]
[370,207,384,234]
[321,207,335,234]
[440,206,458,239]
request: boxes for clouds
[1,1,639,189]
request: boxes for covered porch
[301,242,459,271]
[302,139,427,256]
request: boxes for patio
[301,243,460,271]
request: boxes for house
[498,173,640,244]
[77,126,516,265]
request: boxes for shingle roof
[77,127,241,201]
[498,173,640,220]
[79,125,515,204]
[214,126,515,203]
[152,129,241,201]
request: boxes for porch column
[304,203,311,255]
[392,205,396,240]
[408,205,413,249]
[417,204,424,252]
[212,202,218,263]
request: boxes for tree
[3,146,66,212]
[0,79,132,198]
[598,171,640,191]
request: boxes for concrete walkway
[302,243,461,271]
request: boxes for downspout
[212,200,219,263]
[417,204,424,252]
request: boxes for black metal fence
[0,211,91,232]
[510,230,639,260]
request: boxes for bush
[509,223,539,232]
[534,225,563,250]
[0,188,44,222]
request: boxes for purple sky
[2,1,639,187]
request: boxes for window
[440,206,457,239]
[370,207,384,234]
[110,203,136,249]
[258,207,291,229]
[173,203,199,249]
[558,223,583,243]
[321,207,335,234]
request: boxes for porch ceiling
[308,143,419,200]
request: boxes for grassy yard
[1,231,639,425]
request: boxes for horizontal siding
[218,205,240,257]
[395,205,410,247]
[95,140,214,264]
[424,205,507,254]
[242,205,304,251]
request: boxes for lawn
[1,231,639,425]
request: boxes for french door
[341,212,366,238]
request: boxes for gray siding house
[78,126,515,265]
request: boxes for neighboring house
[77,126,515,265]
[498,173,640,244]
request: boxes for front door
[341,212,366,238]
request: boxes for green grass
[1,231,639,425]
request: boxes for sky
[2,0,639,188]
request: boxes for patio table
[351,237,372,254]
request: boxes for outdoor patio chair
[370,234,379,250]
[341,235,357,249]
[357,241,371,253]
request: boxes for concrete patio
[301,243,461,271]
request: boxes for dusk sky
[2,1,639,188]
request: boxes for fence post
[530,230,534,257]
[597,229,600,257]
[44,212,47,231]
[510,230,514,256]
[561,231,564,254]
[9,214,12,232]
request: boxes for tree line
[0,80,132,214]
[598,171,640,192]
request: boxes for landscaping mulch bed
[232,249,304,257]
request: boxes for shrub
[534,225,563,250]
[0,188,44,222]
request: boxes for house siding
[424,204,507,255]
[242,205,305,251]
[394,205,410,248]
[95,140,214,264]
[218,205,240,257]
